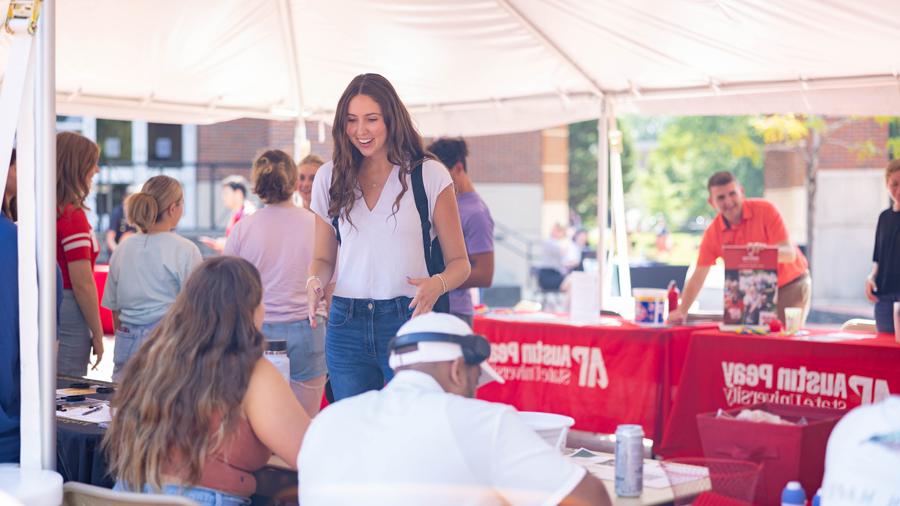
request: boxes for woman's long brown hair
[56,131,99,212]
[328,73,432,225]
[102,256,266,491]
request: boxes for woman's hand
[407,275,445,317]
[865,276,879,303]
[90,328,104,370]
[307,276,324,328]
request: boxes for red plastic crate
[696,403,844,506]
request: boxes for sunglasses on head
[388,332,491,365]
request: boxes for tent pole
[608,108,631,299]
[596,98,609,311]
[36,0,57,470]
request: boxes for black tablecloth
[56,376,114,487]
[54,376,297,505]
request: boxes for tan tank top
[165,415,271,497]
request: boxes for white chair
[841,318,877,332]
[62,482,199,506]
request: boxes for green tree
[568,119,634,227]
[639,116,764,228]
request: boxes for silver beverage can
[615,424,644,497]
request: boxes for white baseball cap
[389,312,504,386]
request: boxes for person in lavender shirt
[428,138,494,326]
[225,149,327,417]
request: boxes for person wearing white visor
[298,312,611,506]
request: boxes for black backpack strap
[331,215,341,245]
[411,160,450,313]
[410,161,432,271]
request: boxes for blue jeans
[262,318,327,382]
[114,482,250,506]
[875,293,900,333]
[112,321,160,382]
[326,295,413,401]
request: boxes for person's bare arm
[112,310,120,332]
[67,259,104,367]
[307,216,338,328]
[408,186,471,316]
[866,262,879,302]
[457,251,493,290]
[668,264,711,323]
[244,358,310,469]
[747,241,796,263]
[104,230,116,252]
[559,473,612,506]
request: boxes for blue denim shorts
[113,321,159,381]
[262,318,327,382]
[325,295,413,401]
[114,482,250,506]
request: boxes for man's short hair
[886,159,900,180]
[427,137,468,172]
[221,175,249,197]
[707,171,736,191]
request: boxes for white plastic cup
[784,307,803,335]
[518,411,575,452]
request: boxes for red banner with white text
[474,315,708,445]
[660,328,900,457]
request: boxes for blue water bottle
[782,481,807,506]
[811,488,822,506]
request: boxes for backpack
[331,160,450,313]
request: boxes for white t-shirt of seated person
[310,159,452,300]
[821,396,900,506]
[298,370,586,506]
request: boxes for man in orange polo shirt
[668,171,811,325]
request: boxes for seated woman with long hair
[103,256,310,505]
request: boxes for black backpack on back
[331,160,450,313]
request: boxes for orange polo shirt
[698,199,808,287]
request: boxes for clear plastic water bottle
[781,481,807,506]
[264,340,291,383]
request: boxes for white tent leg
[596,99,609,310]
[36,0,57,470]
[608,112,631,299]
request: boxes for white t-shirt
[298,370,586,506]
[821,396,900,506]
[309,159,452,299]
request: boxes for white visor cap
[388,312,504,385]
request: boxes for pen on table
[81,404,104,416]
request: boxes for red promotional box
[696,403,845,506]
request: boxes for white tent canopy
[2,0,894,136]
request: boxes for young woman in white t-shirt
[307,73,470,400]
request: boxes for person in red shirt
[56,131,104,377]
[200,175,256,254]
[669,171,811,325]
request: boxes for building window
[97,119,132,164]
[148,123,182,165]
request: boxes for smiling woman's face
[345,94,387,160]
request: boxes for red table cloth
[474,314,713,448]
[659,328,900,457]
